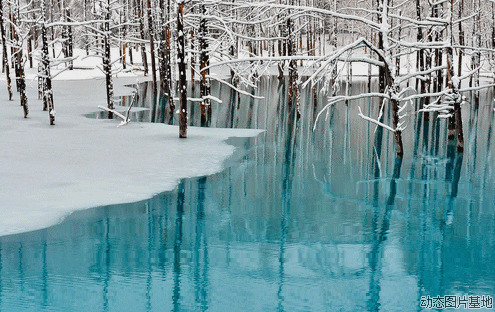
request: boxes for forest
[2,0,494,157]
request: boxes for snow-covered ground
[0,50,262,237]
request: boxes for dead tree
[444,0,463,152]
[41,0,55,125]
[157,0,170,93]
[287,0,300,118]
[65,8,74,70]
[147,0,157,95]
[471,0,481,109]
[0,0,13,101]
[199,2,210,126]
[11,3,28,118]
[137,0,148,75]
[457,0,464,76]
[103,0,114,115]
[178,0,187,138]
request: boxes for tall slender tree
[0,0,13,101]
[103,0,114,115]
[147,0,157,95]
[11,1,28,118]
[199,1,210,126]
[41,0,55,125]
[177,0,187,138]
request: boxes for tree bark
[11,6,28,118]
[137,0,148,75]
[0,0,13,101]
[41,0,55,125]
[178,0,187,138]
[147,0,157,95]
[199,2,210,126]
[103,0,114,116]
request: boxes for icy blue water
[1,78,495,311]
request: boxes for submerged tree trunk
[379,0,403,157]
[446,0,464,152]
[177,0,187,138]
[287,1,300,118]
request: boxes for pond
[1,77,494,311]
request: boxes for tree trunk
[199,3,210,126]
[471,0,481,109]
[447,0,464,152]
[457,0,464,76]
[147,0,157,95]
[0,0,13,101]
[12,6,28,118]
[138,0,148,75]
[103,0,114,116]
[67,8,73,70]
[41,0,55,125]
[287,1,300,118]
[177,0,187,138]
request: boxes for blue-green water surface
[1,77,494,311]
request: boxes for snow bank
[0,76,262,237]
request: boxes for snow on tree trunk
[432,2,443,93]
[67,8,74,70]
[446,0,464,152]
[147,0,157,95]
[121,2,127,70]
[458,0,464,76]
[471,0,481,109]
[163,0,174,113]
[286,0,300,118]
[41,0,55,125]
[177,0,187,138]
[138,0,148,75]
[11,6,28,118]
[229,0,237,81]
[0,0,13,101]
[103,0,114,116]
[378,0,403,157]
[157,0,169,93]
[199,2,210,127]
[190,5,195,92]
[377,0,386,95]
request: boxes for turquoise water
[1,78,495,311]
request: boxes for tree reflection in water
[0,78,494,312]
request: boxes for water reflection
[1,77,494,311]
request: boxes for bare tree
[178,0,187,138]
[40,0,55,125]
[0,0,13,101]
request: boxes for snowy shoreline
[0,75,262,237]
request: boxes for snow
[0,66,262,237]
